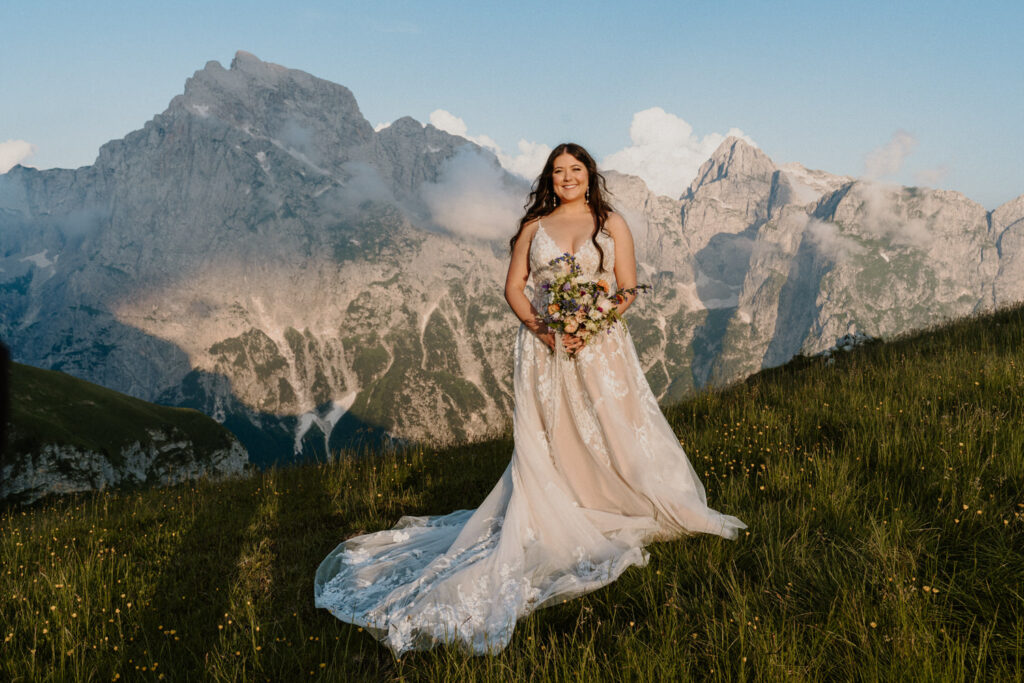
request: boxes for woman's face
[551,152,589,204]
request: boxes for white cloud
[602,107,756,198]
[429,109,499,150]
[428,109,468,137]
[496,139,551,181]
[802,177,935,261]
[806,217,866,261]
[420,146,524,241]
[856,180,932,248]
[428,109,550,181]
[425,106,757,196]
[373,121,392,132]
[0,140,37,173]
[849,132,938,249]
[864,130,917,178]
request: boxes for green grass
[2,303,1024,681]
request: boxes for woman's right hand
[537,329,556,351]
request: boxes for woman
[314,143,745,656]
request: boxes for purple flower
[562,283,572,291]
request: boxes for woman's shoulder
[602,211,631,238]
[511,218,542,256]
[520,218,542,241]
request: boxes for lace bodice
[529,222,616,286]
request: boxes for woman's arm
[604,213,640,317]
[504,221,556,350]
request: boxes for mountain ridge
[1,52,1022,465]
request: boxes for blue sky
[2,0,1022,208]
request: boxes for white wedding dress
[314,223,746,655]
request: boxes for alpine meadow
[2,303,1022,681]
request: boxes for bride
[314,142,746,656]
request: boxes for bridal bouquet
[539,252,650,352]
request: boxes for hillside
[2,362,249,504]
[0,302,1022,681]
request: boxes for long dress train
[314,223,746,655]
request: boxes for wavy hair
[510,143,614,272]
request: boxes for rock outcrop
[2,433,249,505]
[2,363,249,504]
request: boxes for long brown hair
[510,142,614,271]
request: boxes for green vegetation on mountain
[5,363,237,471]
[1,302,1022,681]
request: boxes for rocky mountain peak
[230,50,291,76]
[684,136,776,199]
[778,162,852,205]
[993,193,1024,228]
[172,51,374,151]
[187,50,326,93]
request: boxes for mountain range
[2,51,1021,465]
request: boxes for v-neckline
[538,221,591,258]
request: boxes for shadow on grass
[124,480,261,676]
[270,464,400,679]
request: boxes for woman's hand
[534,329,582,354]
[562,333,584,355]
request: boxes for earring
[585,187,590,203]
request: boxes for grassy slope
[1,303,1022,681]
[5,363,238,470]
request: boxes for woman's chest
[529,223,614,280]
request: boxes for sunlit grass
[2,302,1023,681]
